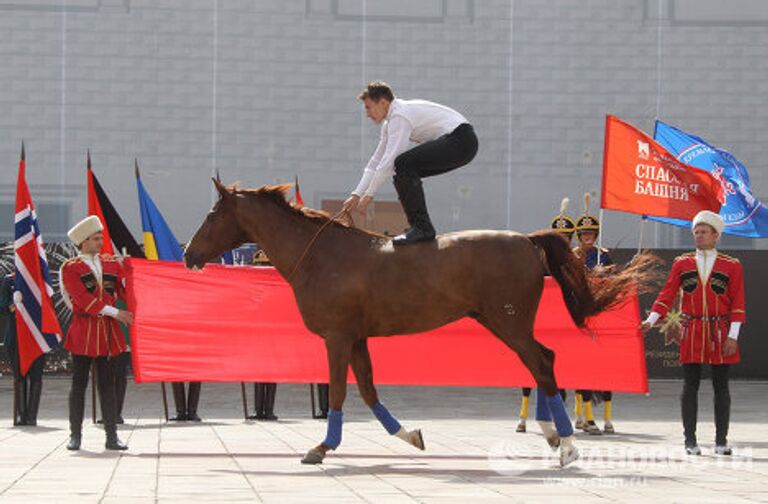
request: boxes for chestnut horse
[184,181,652,466]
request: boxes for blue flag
[649,120,768,238]
[136,172,184,261]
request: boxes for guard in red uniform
[642,210,745,456]
[60,216,134,451]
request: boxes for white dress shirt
[644,248,741,340]
[353,98,468,197]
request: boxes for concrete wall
[0,0,766,250]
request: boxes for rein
[285,209,353,282]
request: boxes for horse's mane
[230,183,386,238]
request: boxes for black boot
[186,382,202,422]
[13,379,27,426]
[317,384,329,419]
[681,382,698,448]
[115,368,127,425]
[25,380,42,427]
[105,425,128,450]
[251,383,266,420]
[392,175,435,245]
[67,433,82,451]
[169,382,187,421]
[714,377,731,447]
[263,383,278,421]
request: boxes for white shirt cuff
[100,305,119,318]
[727,321,741,341]
[644,312,661,326]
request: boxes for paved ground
[0,377,766,503]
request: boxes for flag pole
[637,215,647,255]
[597,208,604,264]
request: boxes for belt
[681,314,729,322]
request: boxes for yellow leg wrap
[520,396,529,419]
[604,400,612,422]
[574,393,583,418]
[584,401,595,422]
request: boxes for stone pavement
[0,377,766,503]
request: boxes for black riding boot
[105,424,128,450]
[682,382,699,448]
[13,379,27,426]
[67,433,82,451]
[317,384,329,419]
[170,382,187,421]
[251,383,266,420]
[263,383,278,421]
[393,174,435,245]
[26,380,42,426]
[115,372,127,425]
[186,382,202,422]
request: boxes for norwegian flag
[14,143,62,375]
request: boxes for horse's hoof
[410,429,425,450]
[545,434,561,452]
[560,445,579,467]
[301,447,326,465]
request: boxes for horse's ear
[212,177,231,200]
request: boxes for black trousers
[394,123,478,180]
[172,382,201,415]
[113,351,131,418]
[682,363,730,446]
[10,350,44,425]
[70,355,119,435]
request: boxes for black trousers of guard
[682,363,730,446]
[69,355,119,435]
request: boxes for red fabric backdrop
[126,259,648,392]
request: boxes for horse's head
[184,179,250,270]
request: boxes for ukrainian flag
[136,164,183,261]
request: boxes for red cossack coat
[651,252,745,364]
[61,255,127,357]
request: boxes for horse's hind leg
[301,334,353,465]
[481,319,579,467]
[350,339,424,450]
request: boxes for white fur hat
[67,215,104,245]
[691,210,724,235]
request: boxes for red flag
[86,151,114,255]
[127,259,648,392]
[14,144,62,374]
[601,115,724,220]
[294,175,304,207]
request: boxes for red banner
[126,259,648,393]
[601,115,724,219]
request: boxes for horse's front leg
[350,339,425,450]
[301,334,353,464]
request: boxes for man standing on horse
[342,81,478,245]
[641,210,745,456]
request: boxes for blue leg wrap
[534,389,552,421]
[546,393,574,437]
[372,401,402,435]
[322,409,343,449]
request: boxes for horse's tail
[527,231,661,328]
